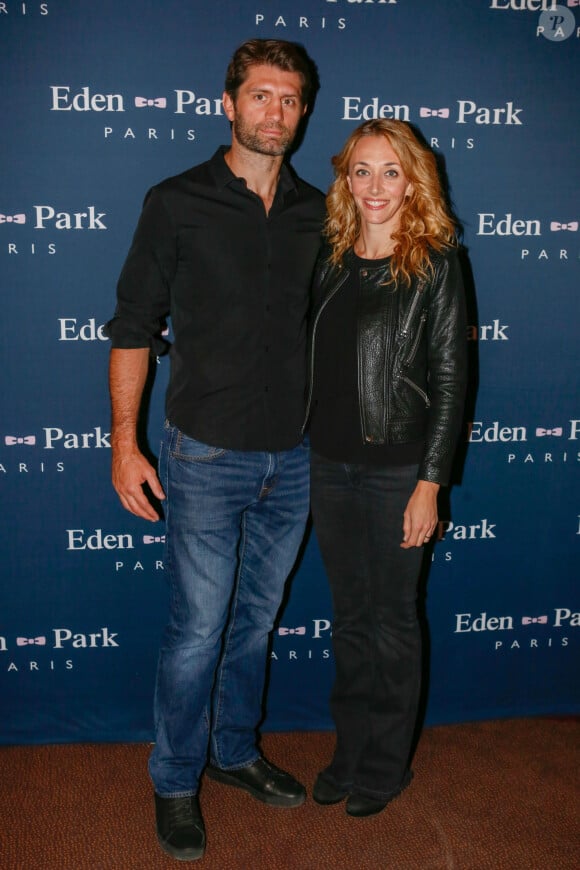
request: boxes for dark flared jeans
[310,451,424,801]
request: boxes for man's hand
[109,347,165,521]
[401,479,440,549]
[112,448,165,521]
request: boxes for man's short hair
[224,39,316,106]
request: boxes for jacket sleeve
[418,248,467,486]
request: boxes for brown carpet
[2,718,578,869]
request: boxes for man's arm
[109,347,165,521]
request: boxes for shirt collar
[210,146,298,199]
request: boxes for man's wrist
[112,438,140,457]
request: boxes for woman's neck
[354,227,395,260]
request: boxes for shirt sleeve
[105,186,176,355]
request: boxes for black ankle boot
[312,772,349,805]
[346,793,388,817]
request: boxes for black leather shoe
[312,772,349,805]
[205,757,306,807]
[346,793,388,817]
[154,793,206,861]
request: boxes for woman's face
[346,135,413,234]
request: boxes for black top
[310,254,423,466]
[106,147,325,451]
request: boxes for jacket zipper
[400,374,431,407]
[405,309,427,366]
[302,268,350,431]
[399,287,423,339]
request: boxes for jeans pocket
[170,428,228,463]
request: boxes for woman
[307,119,467,817]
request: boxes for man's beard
[233,116,294,157]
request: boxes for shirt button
[361,270,367,277]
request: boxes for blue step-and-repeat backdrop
[1,1,578,744]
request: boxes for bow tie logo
[535,427,562,437]
[134,97,167,109]
[0,213,26,225]
[278,626,306,636]
[419,107,450,119]
[143,535,165,544]
[521,616,548,625]
[550,221,578,232]
[5,435,36,446]
[17,636,47,646]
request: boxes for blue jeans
[149,422,310,797]
[310,452,424,801]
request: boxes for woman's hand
[401,480,440,548]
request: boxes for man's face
[223,64,307,157]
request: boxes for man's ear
[222,91,235,122]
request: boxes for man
[106,39,324,861]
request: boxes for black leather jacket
[305,246,467,486]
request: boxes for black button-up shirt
[107,147,325,451]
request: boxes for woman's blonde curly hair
[325,119,457,286]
